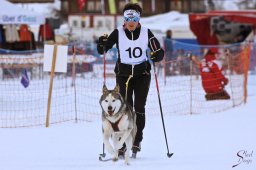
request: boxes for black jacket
[97,24,164,76]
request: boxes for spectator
[38,19,55,42]
[164,29,173,75]
[191,48,230,100]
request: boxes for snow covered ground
[0,75,255,170]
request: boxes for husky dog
[99,84,137,164]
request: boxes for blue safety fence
[1,39,255,72]
[0,48,43,54]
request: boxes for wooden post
[243,44,250,104]
[72,45,78,123]
[46,44,58,127]
[71,45,76,87]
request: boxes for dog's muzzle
[107,106,115,116]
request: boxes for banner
[108,0,117,14]
[0,15,44,24]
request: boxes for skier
[97,3,164,157]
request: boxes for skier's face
[125,20,139,31]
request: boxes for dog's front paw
[114,150,119,159]
[125,158,130,165]
[112,157,118,162]
[112,151,119,162]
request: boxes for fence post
[46,44,58,127]
[190,59,193,114]
[72,45,78,122]
[243,44,250,104]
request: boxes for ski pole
[149,38,173,158]
[99,143,106,158]
[151,59,173,158]
[103,34,108,84]
[100,34,108,159]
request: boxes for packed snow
[0,75,255,170]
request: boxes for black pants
[116,74,151,144]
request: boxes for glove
[97,34,108,54]
[150,51,158,62]
[98,34,108,47]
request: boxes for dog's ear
[114,84,120,93]
[103,84,108,95]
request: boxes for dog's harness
[109,115,123,132]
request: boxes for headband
[124,9,140,19]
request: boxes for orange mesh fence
[0,41,251,128]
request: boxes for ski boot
[131,142,141,158]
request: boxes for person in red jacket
[38,19,55,42]
[191,48,230,100]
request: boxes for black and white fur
[99,84,137,164]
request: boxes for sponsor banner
[0,15,44,24]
